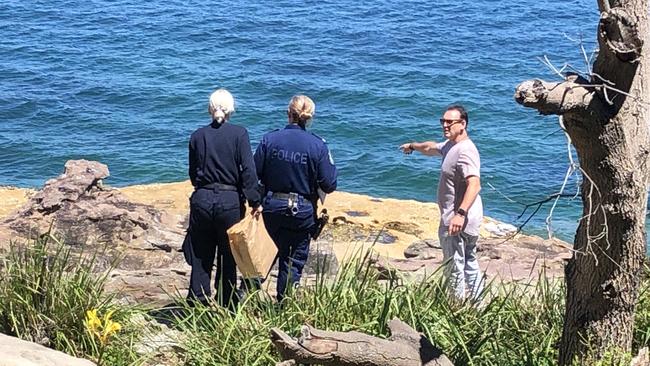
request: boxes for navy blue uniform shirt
[189,121,260,207]
[254,124,337,199]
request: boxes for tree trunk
[514,0,649,363]
[270,318,454,366]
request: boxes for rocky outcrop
[0,332,96,366]
[4,160,183,253]
[0,161,188,303]
[374,236,570,283]
[0,160,572,304]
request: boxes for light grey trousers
[439,228,484,300]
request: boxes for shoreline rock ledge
[0,332,96,366]
[0,160,571,304]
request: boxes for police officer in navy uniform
[185,88,260,308]
[254,95,337,302]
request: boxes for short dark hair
[445,104,469,126]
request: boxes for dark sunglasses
[439,118,464,126]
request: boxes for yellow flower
[102,309,115,326]
[85,308,122,345]
[105,320,122,334]
[85,309,101,334]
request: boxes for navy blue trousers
[185,189,243,307]
[263,213,314,301]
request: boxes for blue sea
[1,0,648,248]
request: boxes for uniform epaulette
[310,132,326,143]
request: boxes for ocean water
[1,0,647,247]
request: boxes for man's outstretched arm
[399,141,441,156]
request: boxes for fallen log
[270,318,453,366]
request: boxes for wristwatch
[457,208,467,217]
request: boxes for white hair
[208,89,235,123]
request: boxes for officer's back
[255,125,336,200]
[190,122,256,192]
[253,94,337,302]
[184,88,259,308]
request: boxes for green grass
[167,254,572,366]
[0,233,648,366]
[634,270,650,349]
[0,232,141,365]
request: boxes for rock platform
[0,160,571,305]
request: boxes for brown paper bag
[227,215,277,278]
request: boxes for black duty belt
[271,192,300,200]
[199,183,238,191]
[271,192,303,216]
[270,192,318,202]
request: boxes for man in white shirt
[400,105,484,300]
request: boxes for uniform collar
[285,124,305,131]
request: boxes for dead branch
[546,116,579,239]
[271,318,454,366]
[536,55,649,107]
[514,78,608,117]
[486,181,579,244]
[515,193,578,227]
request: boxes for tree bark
[270,318,454,366]
[515,0,649,364]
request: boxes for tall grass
[167,256,649,366]
[634,266,650,349]
[0,232,141,365]
[1,232,648,365]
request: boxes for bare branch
[592,74,650,106]
[486,182,517,203]
[546,116,579,238]
[579,35,593,75]
[515,193,578,222]
[603,86,614,105]
[591,72,616,86]
[486,180,578,235]
[539,55,567,79]
[487,181,580,245]
[562,32,596,75]
[578,167,611,251]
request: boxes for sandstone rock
[404,239,440,259]
[303,240,339,276]
[0,172,573,303]
[0,160,190,304]
[106,266,188,306]
[483,221,517,237]
[129,313,185,356]
[372,256,429,280]
[35,160,109,211]
[276,360,297,366]
[0,332,96,366]
[3,160,184,254]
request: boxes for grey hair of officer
[208,89,235,123]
